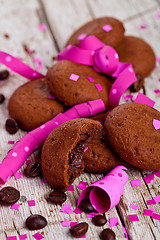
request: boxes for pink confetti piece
[154,89,160,94]
[143,173,154,184]
[153,119,160,130]
[134,92,155,107]
[130,179,141,187]
[28,200,36,207]
[143,209,153,216]
[60,204,73,214]
[140,24,147,29]
[8,141,15,144]
[109,217,119,227]
[158,78,160,82]
[15,172,22,179]
[69,73,79,81]
[70,222,77,228]
[153,171,160,177]
[84,147,88,152]
[41,179,47,183]
[67,185,75,191]
[33,232,44,240]
[33,57,42,63]
[153,195,160,203]
[19,234,28,240]
[156,56,160,62]
[39,24,47,31]
[74,207,82,214]
[146,199,156,205]
[152,213,160,220]
[123,94,133,101]
[35,64,43,70]
[95,83,102,92]
[10,204,20,210]
[86,76,94,82]
[102,24,112,32]
[87,212,97,218]
[156,12,160,18]
[61,220,70,227]
[48,94,55,100]
[122,226,129,239]
[7,237,17,240]
[128,214,139,222]
[130,204,138,210]
[77,181,88,190]
[77,33,87,41]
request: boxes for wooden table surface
[0,0,160,239]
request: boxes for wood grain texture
[0,0,160,239]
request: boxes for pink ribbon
[58,35,137,109]
[0,51,45,80]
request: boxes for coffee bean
[5,118,19,134]
[92,214,107,226]
[49,190,67,204]
[25,214,47,230]
[0,70,10,80]
[25,161,42,177]
[70,222,88,238]
[0,186,20,205]
[100,228,116,240]
[79,198,95,213]
[0,94,5,104]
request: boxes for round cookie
[104,102,160,171]
[84,128,129,174]
[115,36,156,91]
[8,79,65,131]
[66,17,125,48]
[46,60,111,108]
[41,118,103,191]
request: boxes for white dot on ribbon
[54,121,58,125]
[112,88,117,94]
[115,53,119,59]
[91,51,95,56]
[12,152,17,157]
[40,124,45,129]
[24,146,29,152]
[129,67,133,72]
[32,72,38,77]
[6,56,12,62]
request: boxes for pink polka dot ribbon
[0,99,105,184]
[0,51,45,80]
[58,35,137,109]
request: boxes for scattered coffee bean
[79,198,95,213]
[92,214,107,226]
[25,161,42,177]
[0,94,5,104]
[49,190,67,204]
[5,118,19,134]
[0,186,20,205]
[100,228,116,240]
[0,70,10,80]
[70,222,88,238]
[25,214,47,230]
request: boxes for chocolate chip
[0,186,20,205]
[0,70,10,80]
[92,214,107,226]
[0,94,5,104]
[100,228,116,240]
[78,198,96,213]
[5,118,19,134]
[25,214,47,230]
[25,161,42,177]
[70,222,88,238]
[49,190,67,204]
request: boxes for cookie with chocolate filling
[46,60,111,108]
[104,102,160,171]
[115,36,156,91]
[66,17,125,48]
[8,79,65,131]
[41,118,103,191]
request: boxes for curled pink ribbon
[58,35,137,109]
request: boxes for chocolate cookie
[66,17,125,48]
[104,102,160,170]
[84,128,128,174]
[8,79,65,131]
[41,118,103,191]
[46,60,111,108]
[115,36,156,91]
